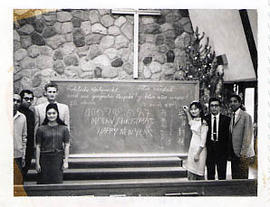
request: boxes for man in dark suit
[229,94,254,179]
[19,89,35,178]
[206,97,231,180]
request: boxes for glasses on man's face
[13,99,21,103]
[23,97,34,102]
[210,104,220,108]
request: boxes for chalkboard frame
[52,79,200,158]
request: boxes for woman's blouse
[36,125,70,153]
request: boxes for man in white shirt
[13,93,27,184]
[34,82,70,134]
[206,98,230,180]
[229,94,254,179]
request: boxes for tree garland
[175,26,224,107]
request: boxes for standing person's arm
[33,106,40,147]
[29,111,35,146]
[224,116,231,141]
[35,144,41,172]
[240,113,253,158]
[35,128,42,172]
[182,106,192,123]
[63,127,70,169]
[194,122,208,162]
[64,105,70,131]
[22,116,27,167]
[63,143,70,169]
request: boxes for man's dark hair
[44,82,58,91]
[209,97,221,106]
[229,94,242,103]
[19,89,34,99]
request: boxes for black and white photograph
[12,8,258,196]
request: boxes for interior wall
[247,9,257,48]
[13,9,194,103]
[189,9,256,82]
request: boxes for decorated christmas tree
[176,26,224,107]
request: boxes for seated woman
[35,103,70,184]
[182,101,208,180]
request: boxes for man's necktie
[213,116,217,141]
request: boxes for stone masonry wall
[13,9,193,102]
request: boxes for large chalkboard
[53,80,199,156]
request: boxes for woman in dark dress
[35,103,70,184]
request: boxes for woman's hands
[194,147,204,162]
[63,142,70,170]
[63,159,69,169]
[179,106,188,116]
[35,160,69,172]
[182,105,189,112]
[194,153,200,162]
[35,163,41,173]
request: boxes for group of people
[182,96,255,180]
[14,81,255,185]
[13,82,70,184]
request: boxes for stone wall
[13,9,193,100]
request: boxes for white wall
[189,9,256,82]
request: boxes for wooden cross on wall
[112,9,161,79]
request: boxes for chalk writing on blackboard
[54,80,199,155]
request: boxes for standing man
[13,93,27,184]
[35,82,70,133]
[205,98,231,180]
[19,90,35,177]
[229,94,254,179]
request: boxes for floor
[211,161,258,180]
